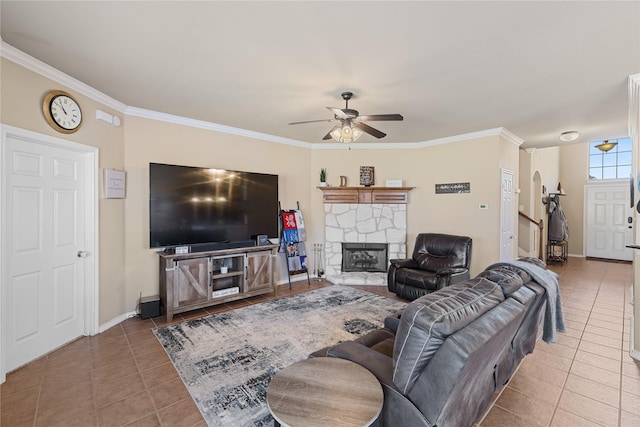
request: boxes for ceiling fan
[289,92,403,143]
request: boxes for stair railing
[518,211,544,260]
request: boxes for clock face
[43,90,82,133]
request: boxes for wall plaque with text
[435,182,470,194]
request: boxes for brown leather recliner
[388,233,472,300]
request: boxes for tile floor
[479,258,639,427]
[1,258,639,426]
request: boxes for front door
[585,182,633,261]
[2,127,96,376]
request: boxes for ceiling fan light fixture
[290,91,401,142]
[595,140,617,152]
[350,126,363,143]
[331,120,363,143]
[559,130,580,142]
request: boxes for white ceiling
[2,1,639,149]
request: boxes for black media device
[140,295,160,319]
[149,162,279,249]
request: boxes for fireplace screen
[342,243,388,272]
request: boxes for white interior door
[500,169,516,261]
[2,126,97,376]
[585,182,633,261]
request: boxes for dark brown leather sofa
[387,233,472,300]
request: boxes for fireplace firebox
[342,243,388,273]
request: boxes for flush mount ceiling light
[595,140,618,152]
[559,131,580,142]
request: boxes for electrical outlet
[479,204,489,210]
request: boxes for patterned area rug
[154,285,405,427]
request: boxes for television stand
[158,244,278,322]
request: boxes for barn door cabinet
[158,244,278,322]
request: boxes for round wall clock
[42,90,82,133]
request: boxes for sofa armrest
[435,266,468,277]
[326,341,396,390]
[390,258,418,269]
[434,267,470,290]
[384,310,404,332]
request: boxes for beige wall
[521,147,562,258]
[531,147,561,194]
[123,116,312,307]
[311,134,519,275]
[559,143,590,256]
[1,58,127,324]
[3,57,520,327]
[518,150,533,253]
[519,142,593,259]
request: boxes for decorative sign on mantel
[359,166,375,187]
[435,182,470,194]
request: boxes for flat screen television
[149,162,279,248]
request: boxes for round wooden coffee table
[267,357,383,427]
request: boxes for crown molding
[1,41,127,113]
[415,127,523,148]
[311,128,523,150]
[2,41,524,150]
[498,127,525,146]
[125,107,312,148]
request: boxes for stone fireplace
[320,186,413,278]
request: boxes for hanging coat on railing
[548,198,569,241]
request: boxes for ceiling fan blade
[355,122,386,139]
[323,124,341,140]
[289,119,335,125]
[358,114,404,122]
[326,107,350,119]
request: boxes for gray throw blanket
[486,260,566,343]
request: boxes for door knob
[77,251,90,258]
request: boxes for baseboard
[276,275,313,287]
[99,277,316,332]
[99,280,312,332]
[98,311,138,333]
[631,315,640,361]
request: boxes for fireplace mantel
[318,186,414,204]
